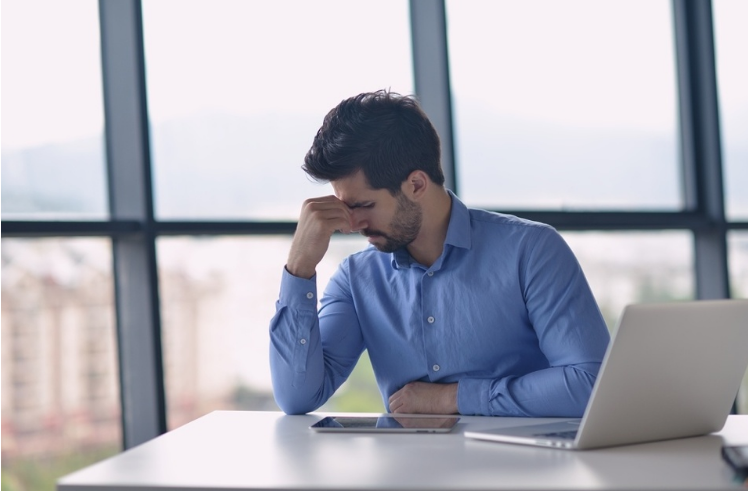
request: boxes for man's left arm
[463,226,610,417]
[391,226,610,417]
[389,381,458,414]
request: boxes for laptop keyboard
[534,430,578,440]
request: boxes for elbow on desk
[269,366,325,415]
[273,392,320,415]
[277,402,312,416]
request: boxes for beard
[362,192,422,253]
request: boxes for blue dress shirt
[270,192,610,417]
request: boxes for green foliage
[323,351,383,413]
[231,383,280,411]
[1,445,118,491]
[598,303,619,332]
[635,273,688,304]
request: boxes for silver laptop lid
[575,299,748,449]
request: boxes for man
[269,90,610,417]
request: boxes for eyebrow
[346,201,373,209]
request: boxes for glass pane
[728,231,748,413]
[1,238,120,489]
[1,0,108,220]
[447,0,680,211]
[713,0,748,221]
[157,234,379,430]
[143,0,414,220]
[561,231,694,329]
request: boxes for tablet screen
[310,415,460,433]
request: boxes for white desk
[58,411,748,490]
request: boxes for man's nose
[349,209,368,231]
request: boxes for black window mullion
[672,0,730,300]
[409,0,457,193]
[99,0,167,448]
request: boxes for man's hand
[286,196,355,279]
[388,382,459,414]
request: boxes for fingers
[286,196,353,279]
[388,387,402,412]
[388,382,459,415]
[388,384,413,413]
[300,196,353,234]
[389,398,405,413]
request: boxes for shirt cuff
[279,266,318,312]
[457,378,491,416]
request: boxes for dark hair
[303,90,445,194]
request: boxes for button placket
[422,268,441,379]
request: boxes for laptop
[465,299,748,450]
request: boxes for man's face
[332,171,422,253]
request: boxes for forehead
[331,171,391,205]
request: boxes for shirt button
[432,364,440,372]
[300,338,307,345]
[306,292,314,299]
[427,316,435,324]
[427,271,434,277]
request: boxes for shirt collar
[391,189,472,270]
[444,189,472,250]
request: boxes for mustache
[361,229,387,238]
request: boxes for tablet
[310,415,460,433]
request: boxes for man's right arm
[269,195,361,414]
[269,268,324,414]
[269,263,364,414]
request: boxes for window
[713,0,748,221]
[446,0,680,211]
[142,0,413,220]
[1,0,107,220]
[1,238,120,488]
[2,2,745,465]
[157,234,380,429]
[562,232,694,328]
[728,232,748,412]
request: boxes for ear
[401,170,429,200]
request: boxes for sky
[4,0,746,149]
[1,0,104,150]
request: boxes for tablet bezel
[310,415,460,433]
